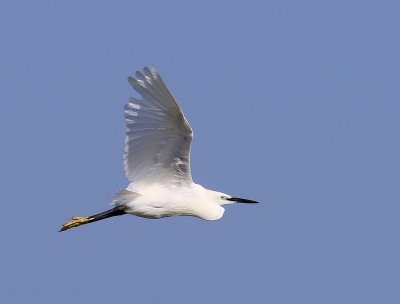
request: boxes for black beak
[227,197,259,204]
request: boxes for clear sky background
[1,1,399,303]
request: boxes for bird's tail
[112,189,141,206]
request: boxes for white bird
[60,67,258,232]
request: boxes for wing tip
[138,66,159,79]
[128,66,158,85]
[127,75,145,91]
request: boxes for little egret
[60,67,258,232]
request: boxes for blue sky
[1,1,399,303]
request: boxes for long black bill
[227,197,259,204]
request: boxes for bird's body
[60,67,258,232]
[117,184,225,221]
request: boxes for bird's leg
[59,216,93,232]
[59,206,126,232]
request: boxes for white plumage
[60,66,258,232]
[124,67,193,188]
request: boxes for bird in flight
[60,67,258,232]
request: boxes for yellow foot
[59,216,92,232]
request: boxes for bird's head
[217,192,259,205]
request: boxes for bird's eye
[220,196,226,200]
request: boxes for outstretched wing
[124,67,193,188]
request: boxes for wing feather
[124,67,193,188]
